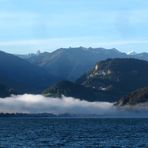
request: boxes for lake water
[0,117,148,147]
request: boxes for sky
[0,0,148,54]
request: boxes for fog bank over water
[0,94,148,116]
[0,94,115,115]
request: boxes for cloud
[0,94,115,115]
[0,94,148,117]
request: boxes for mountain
[0,51,59,93]
[26,47,127,80]
[43,58,148,102]
[116,88,148,106]
[43,81,114,102]
[0,84,10,98]
[131,52,148,61]
[23,47,148,81]
[76,58,148,101]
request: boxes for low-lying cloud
[0,94,115,115]
[0,94,148,117]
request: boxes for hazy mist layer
[0,94,147,117]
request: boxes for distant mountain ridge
[24,47,127,80]
[20,47,148,81]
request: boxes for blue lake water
[0,117,148,147]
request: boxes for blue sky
[0,0,148,54]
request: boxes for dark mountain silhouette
[116,88,148,106]
[0,84,10,98]
[43,81,114,102]
[0,51,59,93]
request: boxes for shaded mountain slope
[0,51,59,93]
[0,84,10,98]
[43,81,116,102]
[116,88,148,106]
